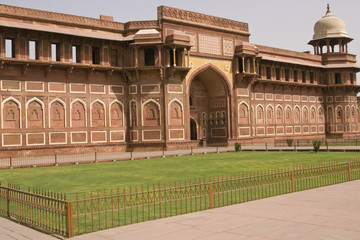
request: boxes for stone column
[134,46,138,67]
[187,49,190,67]
[326,39,330,53]
[172,48,176,67]
[166,49,170,67]
[235,58,239,74]
[252,58,256,74]
[241,56,245,73]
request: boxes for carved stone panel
[50,101,65,128]
[27,101,43,128]
[143,102,160,126]
[294,107,300,124]
[130,101,137,127]
[3,100,20,129]
[276,107,283,124]
[71,101,86,128]
[110,102,123,127]
[238,103,249,124]
[91,102,105,127]
[169,101,183,126]
[285,107,292,124]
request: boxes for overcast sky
[2,0,360,84]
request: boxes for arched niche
[276,105,283,124]
[71,99,86,128]
[91,100,106,127]
[169,99,183,125]
[49,99,66,128]
[27,98,44,128]
[2,97,21,129]
[142,100,160,126]
[238,102,249,124]
[110,100,124,127]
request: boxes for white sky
[1,0,360,86]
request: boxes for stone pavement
[0,217,57,240]
[1,180,359,239]
[70,180,360,240]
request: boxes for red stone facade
[0,4,359,153]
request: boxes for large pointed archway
[188,64,231,144]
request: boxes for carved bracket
[22,63,29,76]
[123,70,136,83]
[66,67,73,79]
[45,65,52,78]
[86,68,94,80]
[165,66,190,81]
[106,69,114,81]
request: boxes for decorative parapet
[124,21,159,31]
[158,6,248,33]
[0,4,125,31]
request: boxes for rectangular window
[258,65,262,77]
[310,72,314,84]
[5,39,15,58]
[72,45,81,63]
[144,48,155,66]
[51,43,60,61]
[302,71,306,83]
[285,69,289,81]
[335,73,341,84]
[29,40,38,60]
[275,68,280,80]
[350,73,354,84]
[238,57,243,73]
[110,49,118,66]
[293,70,298,82]
[266,67,271,80]
[92,47,100,64]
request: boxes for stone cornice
[124,21,159,31]
[0,4,125,32]
[158,6,248,34]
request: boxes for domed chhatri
[308,4,353,55]
[313,4,348,40]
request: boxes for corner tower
[308,4,353,59]
[309,4,360,137]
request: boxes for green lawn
[0,151,358,200]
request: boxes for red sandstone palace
[0,4,359,152]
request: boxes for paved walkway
[1,180,359,240]
[71,180,360,240]
[0,217,57,240]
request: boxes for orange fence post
[209,183,213,209]
[66,202,74,238]
[291,171,295,192]
[7,188,10,217]
[348,161,352,181]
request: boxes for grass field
[0,151,358,200]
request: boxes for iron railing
[0,160,359,237]
[0,183,71,237]
[72,160,360,236]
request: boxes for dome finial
[324,3,333,17]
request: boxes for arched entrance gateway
[188,65,231,145]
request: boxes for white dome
[313,5,348,40]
